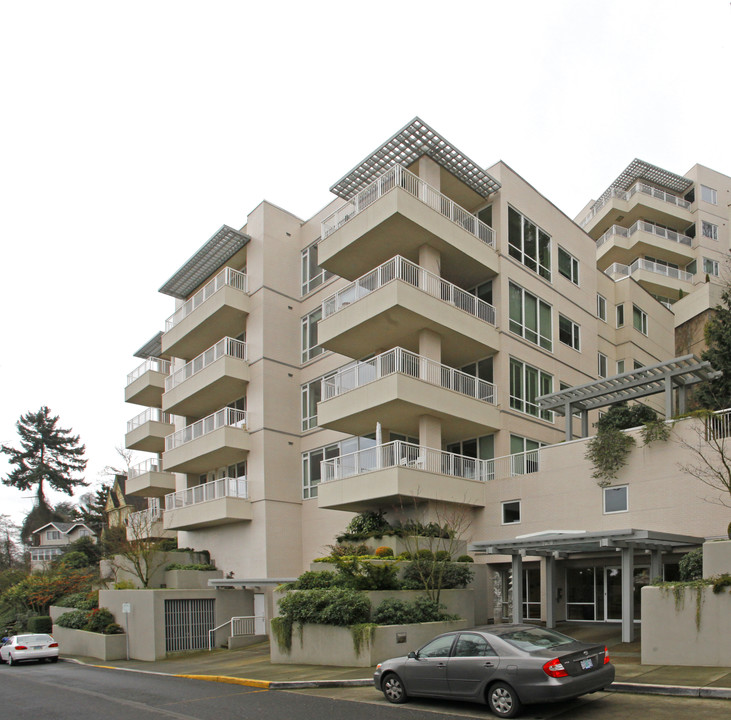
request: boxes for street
[0,660,728,720]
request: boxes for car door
[400,633,456,696]
[447,632,500,699]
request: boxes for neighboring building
[122,118,729,641]
[104,474,148,529]
[30,521,96,572]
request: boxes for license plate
[580,658,594,670]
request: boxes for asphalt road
[0,660,728,720]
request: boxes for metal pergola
[159,224,250,299]
[537,355,722,441]
[329,117,501,201]
[133,331,164,359]
[470,529,702,642]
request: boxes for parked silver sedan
[374,624,615,718]
[0,634,60,665]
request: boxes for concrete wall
[100,551,211,589]
[703,539,731,577]
[271,619,469,667]
[51,626,127,661]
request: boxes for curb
[609,681,731,699]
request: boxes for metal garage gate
[164,599,215,652]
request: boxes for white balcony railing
[164,476,249,511]
[126,505,163,529]
[322,347,496,405]
[128,458,166,479]
[322,255,497,325]
[164,407,247,451]
[606,258,694,283]
[596,220,693,250]
[321,164,495,247]
[126,357,171,386]
[165,267,248,331]
[165,337,247,392]
[127,407,171,433]
[581,182,692,227]
[321,441,539,484]
[706,408,731,441]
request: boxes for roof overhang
[470,529,704,557]
[159,225,250,299]
[133,331,164,360]
[208,578,296,589]
[538,355,721,416]
[330,117,501,201]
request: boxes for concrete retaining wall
[51,625,127,661]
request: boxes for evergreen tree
[1,406,88,505]
[695,285,731,410]
[76,484,111,535]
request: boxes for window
[701,185,717,205]
[468,279,493,305]
[509,282,552,351]
[301,379,322,431]
[510,359,553,420]
[702,221,718,240]
[453,633,496,658]
[419,635,455,658]
[558,314,580,351]
[598,352,608,378]
[634,360,644,370]
[645,255,678,270]
[502,500,521,525]
[510,435,543,474]
[301,308,324,362]
[616,360,625,374]
[46,530,61,541]
[632,305,648,335]
[476,205,492,228]
[604,485,628,513]
[558,247,579,285]
[703,258,720,277]
[301,241,333,295]
[686,259,697,275]
[302,437,375,498]
[597,294,607,322]
[508,206,551,280]
[616,304,624,328]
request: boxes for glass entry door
[604,566,649,621]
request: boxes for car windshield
[17,635,52,644]
[499,628,575,652]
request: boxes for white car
[0,634,60,665]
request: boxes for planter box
[51,625,127,661]
[271,619,468,667]
[164,569,223,589]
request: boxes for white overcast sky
[1,0,729,525]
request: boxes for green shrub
[397,552,412,561]
[327,543,372,558]
[290,571,342,590]
[344,511,391,537]
[278,587,371,627]
[596,402,657,432]
[679,548,704,581]
[355,562,400,591]
[375,546,394,558]
[434,551,451,562]
[372,596,458,625]
[27,616,52,633]
[456,555,474,563]
[401,560,474,591]
[104,623,124,635]
[85,608,116,633]
[165,563,217,571]
[113,580,136,590]
[56,592,98,610]
[56,609,89,629]
[57,551,92,570]
[416,549,434,560]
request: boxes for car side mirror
[407,651,417,659]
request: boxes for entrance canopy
[537,354,721,440]
[470,529,702,643]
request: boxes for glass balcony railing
[321,164,495,247]
[322,347,496,404]
[164,407,247,451]
[164,476,248,511]
[165,337,247,392]
[126,357,171,386]
[596,220,693,250]
[606,258,694,283]
[322,255,496,325]
[127,408,171,433]
[128,458,165,479]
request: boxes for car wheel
[382,673,408,704]
[49,657,58,663]
[7,655,15,667]
[488,682,522,718]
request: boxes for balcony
[125,408,174,453]
[319,165,498,285]
[163,407,249,474]
[317,441,540,512]
[163,477,252,530]
[319,347,499,442]
[125,357,170,407]
[125,504,175,541]
[126,458,176,497]
[596,220,695,268]
[318,256,499,366]
[161,267,249,360]
[162,337,248,417]
[580,182,693,237]
[605,258,694,297]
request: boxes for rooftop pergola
[329,117,501,201]
[537,355,722,441]
[133,331,164,360]
[159,225,250,299]
[470,529,702,642]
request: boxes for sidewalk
[66,632,731,699]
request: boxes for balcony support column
[417,156,441,193]
[419,414,441,453]
[418,243,441,277]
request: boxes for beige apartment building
[122,119,729,640]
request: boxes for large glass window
[301,378,322,431]
[616,304,625,328]
[558,247,579,285]
[502,500,521,525]
[702,221,718,240]
[701,185,717,205]
[508,207,551,280]
[302,437,375,498]
[604,485,628,513]
[510,359,553,420]
[509,282,552,351]
[632,305,648,335]
[301,308,324,362]
[597,294,607,322]
[523,568,541,620]
[468,279,493,305]
[703,258,720,277]
[566,567,600,620]
[558,314,580,351]
[301,241,333,295]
